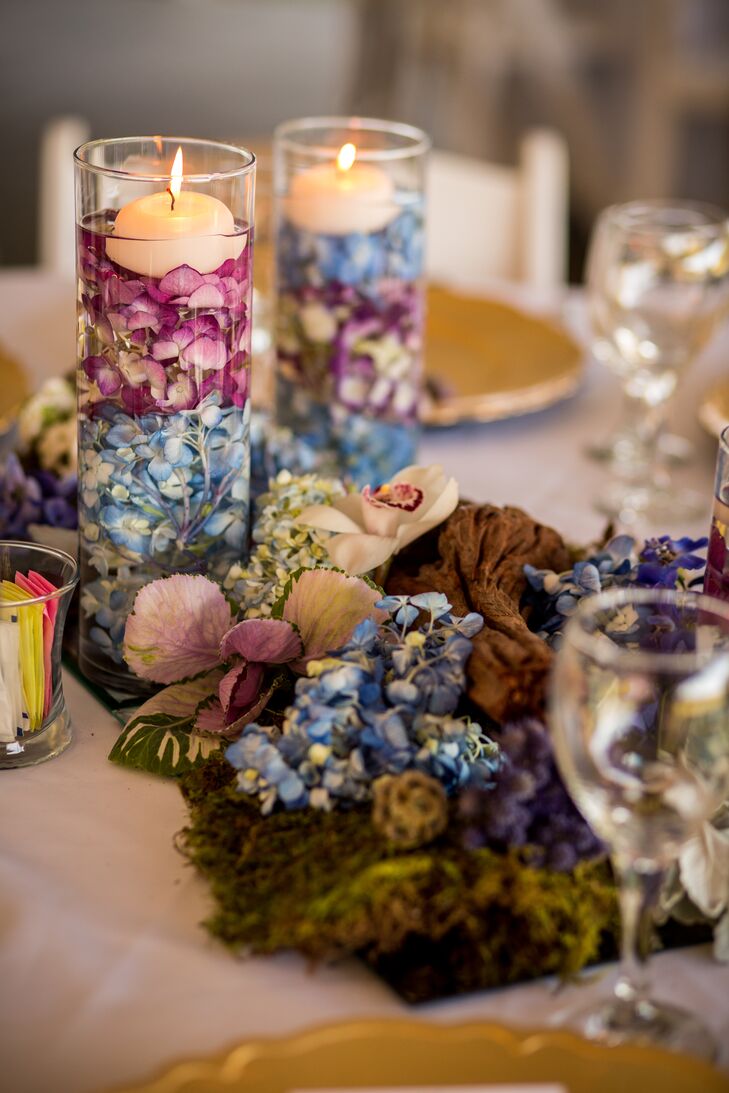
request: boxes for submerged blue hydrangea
[225,594,501,814]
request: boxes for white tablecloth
[1,270,728,1093]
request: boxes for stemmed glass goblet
[586,200,729,523]
[549,587,729,1059]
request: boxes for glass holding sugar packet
[0,541,78,769]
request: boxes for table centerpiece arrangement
[75,137,255,692]
[98,450,729,1005]
[273,117,428,487]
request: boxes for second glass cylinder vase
[273,117,429,487]
[75,137,255,692]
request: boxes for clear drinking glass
[0,541,78,769]
[549,587,729,1059]
[586,200,729,523]
[704,424,729,603]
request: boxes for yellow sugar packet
[0,580,45,731]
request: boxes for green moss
[179,756,620,1002]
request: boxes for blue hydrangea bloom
[225,596,501,814]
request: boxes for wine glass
[549,587,729,1059]
[586,200,729,523]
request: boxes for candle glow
[336,142,356,173]
[168,146,183,208]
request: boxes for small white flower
[300,302,337,343]
[17,377,75,448]
[37,418,77,474]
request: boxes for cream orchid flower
[298,464,459,576]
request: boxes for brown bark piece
[386,504,571,723]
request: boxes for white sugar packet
[0,617,28,742]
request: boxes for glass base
[0,704,72,769]
[594,480,706,525]
[588,431,694,469]
[568,995,717,1062]
[78,649,154,699]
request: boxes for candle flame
[336,142,356,172]
[170,146,184,201]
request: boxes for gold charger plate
[423,286,582,426]
[699,377,729,438]
[116,1018,728,1093]
[0,340,29,429]
[0,341,28,426]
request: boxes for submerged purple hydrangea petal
[159,264,205,297]
[181,335,227,372]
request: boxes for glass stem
[613,390,668,487]
[612,858,663,1008]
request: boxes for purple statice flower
[636,536,707,588]
[459,718,604,872]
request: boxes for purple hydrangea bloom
[459,718,604,872]
[0,453,42,535]
[0,454,77,538]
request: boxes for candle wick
[166,187,176,212]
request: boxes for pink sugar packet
[14,570,59,718]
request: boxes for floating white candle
[284,142,398,236]
[106,147,246,279]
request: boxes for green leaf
[131,669,225,723]
[108,712,221,777]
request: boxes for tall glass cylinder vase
[705,424,729,602]
[75,137,255,691]
[273,117,429,487]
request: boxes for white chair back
[426,129,568,290]
[38,116,90,280]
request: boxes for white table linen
[1,270,728,1093]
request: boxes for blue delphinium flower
[636,535,707,588]
[525,532,708,651]
[225,596,501,814]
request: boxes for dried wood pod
[386,503,571,723]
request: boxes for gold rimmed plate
[0,340,29,432]
[423,286,583,427]
[116,1018,728,1093]
[699,378,729,438]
